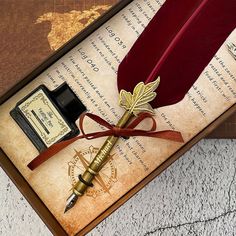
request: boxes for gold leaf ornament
[119,77,160,116]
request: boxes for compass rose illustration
[68,145,117,198]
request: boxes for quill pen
[27,0,236,212]
[64,0,236,212]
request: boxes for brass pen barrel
[73,111,132,195]
[64,78,160,213]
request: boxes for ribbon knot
[112,126,122,137]
[28,112,184,170]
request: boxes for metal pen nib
[64,192,79,213]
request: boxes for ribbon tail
[27,129,115,170]
[148,130,184,143]
[27,136,81,170]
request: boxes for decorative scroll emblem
[68,146,117,198]
[227,42,236,60]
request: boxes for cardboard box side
[206,114,236,139]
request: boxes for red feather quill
[118,0,236,108]
[28,0,236,171]
[27,0,236,213]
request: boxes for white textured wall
[0,139,236,236]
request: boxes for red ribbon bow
[28,112,184,170]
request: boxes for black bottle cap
[52,83,86,123]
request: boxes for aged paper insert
[1,0,236,235]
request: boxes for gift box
[1,0,236,235]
